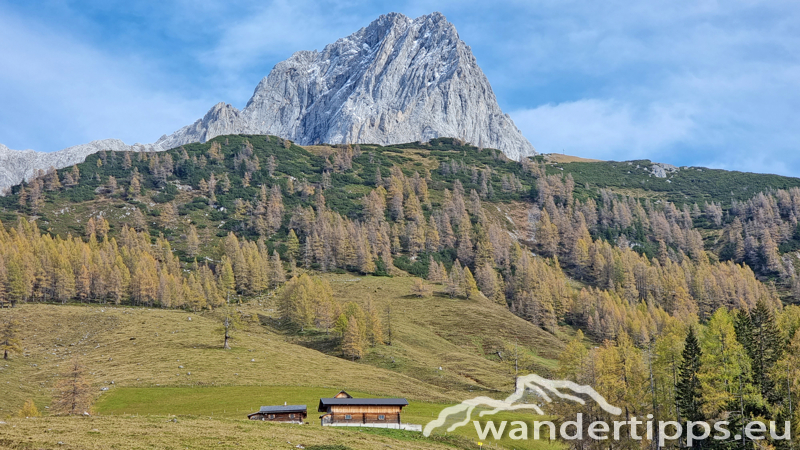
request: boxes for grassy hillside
[0,303,444,412]
[0,274,563,449]
[305,275,563,389]
[0,275,560,409]
[0,285,541,408]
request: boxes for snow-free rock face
[155,12,535,157]
[0,12,535,193]
[0,140,158,194]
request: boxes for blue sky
[1,0,798,176]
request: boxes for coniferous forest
[1,135,799,448]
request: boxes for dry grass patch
[0,415,468,450]
[0,303,454,416]
[309,275,563,393]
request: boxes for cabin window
[345,415,352,420]
[289,414,295,419]
[378,415,385,420]
[268,414,275,419]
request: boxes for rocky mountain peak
[177,11,534,158]
[0,12,535,192]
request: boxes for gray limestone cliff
[0,12,535,192]
[156,12,535,159]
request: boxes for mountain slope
[0,274,561,417]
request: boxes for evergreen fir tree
[676,327,705,425]
[748,300,784,404]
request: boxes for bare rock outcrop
[158,12,535,158]
[0,12,535,192]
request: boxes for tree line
[0,219,285,310]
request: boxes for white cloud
[510,100,695,160]
[0,7,210,152]
[204,0,360,73]
[511,93,800,177]
[695,153,800,178]
[194,0,384,106]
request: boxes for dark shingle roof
[249,405,307,415]
[317,398,408,412]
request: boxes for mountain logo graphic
[423,374,623,437]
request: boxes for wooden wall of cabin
[327,412,401,424]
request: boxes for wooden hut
[247,404,307,423]
[318,391,408,427]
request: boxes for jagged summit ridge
[0,12,535,192]
[155,12,535,157]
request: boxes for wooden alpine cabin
[247,404,307,424]
[318,391,411,429]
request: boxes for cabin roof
[249,405,307,416]
[317,398,408,412]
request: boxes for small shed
[247,404,307,423]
